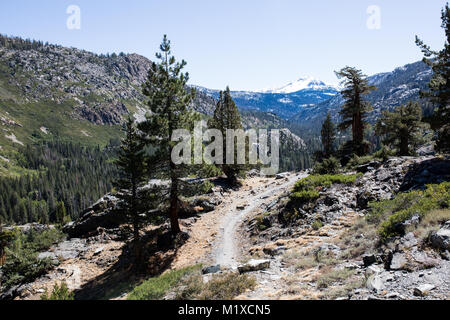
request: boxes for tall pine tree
[211,87,244,184]
[416,3,450,153]
[335,67,376,156]
[375,102,429,156]
[321,113,336,159]
[139,35,197,235]
[114,117,152,261]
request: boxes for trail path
[214,173,307,268]
[170,173,304,270]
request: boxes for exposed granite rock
[238,259,271,273]
[429,221,450,251]
[400,158,450,191]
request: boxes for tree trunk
[0,248,5,266]
[400,135,409,156]
[169,163,181,235]
[131,181,141,263]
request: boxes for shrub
[312,220,323,230]
[293,174,361,192]
[41,282,74,300]
[372,145,394,162]
[367,182,450,241]
[289,173,360,206]
[313,157,341,175]
[0,228,65,289]
[345,154,374,170]
[200,180,214,194]
[290,190,320,204]
[255,212,270,231]
[127,265,201,300]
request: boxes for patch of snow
[278,98,292,104]
[257,76,339,94]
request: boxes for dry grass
[407,209,450,240]
[336,217,378,260]
[175,271,257,300]
[315,268,355,289]
[319,279,364,300]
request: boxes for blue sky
[0,0,446,91]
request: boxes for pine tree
[139,35,197,235]
[335,66,376,156]
[320,113,336,159]
[0,227,14,266]
[375,102,429,156]
[55,201,67,224]
[416,3,450,152]
[211,87,244,183]
[114,117,153,261]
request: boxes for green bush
[0,227,65,289]
[346,154,375,169]
[290,190,320,203]
[127,265,201,300]
[289,173,361,206]
[255,212,270,231]
[313,157,341,175]
[372,146,394,162]
[293,174,361,192]
[200,180,214,194]
[312,220,323,230]
[41,282,74,300]
[345,147,394,170]
[367,182,450,241]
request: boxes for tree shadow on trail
[73,227,184,300]
[210,176,243,191]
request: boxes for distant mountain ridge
[193,83,339,119]
[256,76,339,94]
[289,61,433,132]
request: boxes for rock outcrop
[63,194,123,238]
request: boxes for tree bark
[169,163,181,235]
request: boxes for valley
[5,156,449,301]
[0,1,449,302]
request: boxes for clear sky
[0,0,446,91]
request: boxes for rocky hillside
[2,155,449,300]
[0,36,222,180]
[240,156,450,300]
[0,37,150,125]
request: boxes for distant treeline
[0,140,119,224]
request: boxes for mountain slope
[0,35,312,177]
[289,61,433,132]
[0,36,217,162]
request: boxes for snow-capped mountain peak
[258,76,338,94]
